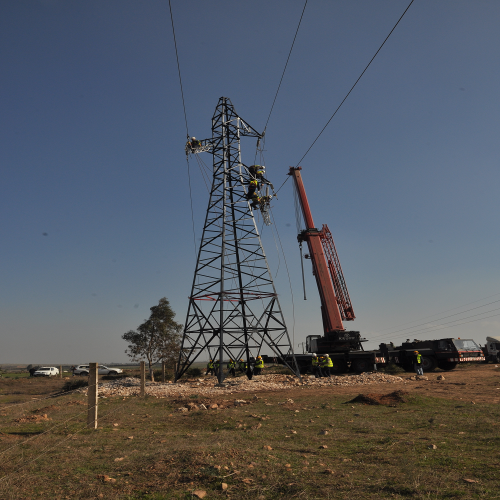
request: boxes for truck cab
[483,336,500,363]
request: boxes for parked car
[73,364,123,376]
[33,367,59,377]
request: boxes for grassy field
[1,372,499,499]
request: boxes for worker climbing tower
[176,97,300,383]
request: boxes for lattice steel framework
[176,97,300,383]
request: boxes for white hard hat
[312,353,317,356]
[325,354,329,357]
[192,136,196,140]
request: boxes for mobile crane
[281,167,386,373]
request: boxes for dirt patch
[65,400,85,406]
[346,390,409,406]
[14,413,51,423]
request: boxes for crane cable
[295,0,414,166]
[168,0,197,258]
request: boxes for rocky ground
[83,372,407,399]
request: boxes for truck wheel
[421,356,437,372]
[351,358,372,373]
[330,360,348,374]
[109,371,118,375]
[437,360,457,371]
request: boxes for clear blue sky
[2,0,500,364]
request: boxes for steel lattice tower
[175,97,300,383]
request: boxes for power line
[295,0,415,166]
[168,0,188,137]
[263,0,308,132]
[168,0,197,256]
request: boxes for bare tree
[122,298,182,381]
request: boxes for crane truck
[267,167,386,374]
[264,167,485,375]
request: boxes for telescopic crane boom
[289,167,355,336]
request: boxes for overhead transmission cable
[295,0,415,166]
[168,0,197,257]
[263,0,308,133]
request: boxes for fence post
[87,363,98,429]
[162,361,166,383]
[140,361,145,397]
[59,365,63,378]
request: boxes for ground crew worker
[206,359,214,376]
[228,359,236,377]
[413,350,423,376]
[311,354,322,378]
[214,359,220,377]
[254,356,264,375]
[322,354,333,378]
[239,358,246,372]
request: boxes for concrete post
[87,363,98,429]
[162,361,166,383]
[59,365,63,378]
[140,361,145,397]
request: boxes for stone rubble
[80,372,407,399]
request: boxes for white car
[73,364,123,376]
[33,367,59,377]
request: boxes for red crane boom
[289,167,355,335]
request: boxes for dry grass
[0,376,499,499]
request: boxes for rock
[242,478,253,484]
[114,457,124,462]
[323,469,335,474]
[437,375,445,380]
[210,404,219,409]
[428,444,437,450]
[463,478,478,483]
[198,404,207,410]
[319,430,329,435]
[98,474,116,483]
[113,423,119,427]
[177,407,188,413]
[319,445,328,449]
[193,490,207,498]
[291,430,297,434]
[416,376,429,381]
[127,436,134,440]
[263,445,273,451]
[221,483,228,490]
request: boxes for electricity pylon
[175,97,300,383]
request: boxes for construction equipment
[481,336,500,363]
[380,338,485,371]
[265,167,386,374]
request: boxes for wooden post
[59,365,63,378]
[162,361,166,383]
[87,363,98,429]
[140,361,145,397]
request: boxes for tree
[122,298,183,381]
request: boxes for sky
[2,0,500,364]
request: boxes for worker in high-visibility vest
[311,354,322,378]
[254,356,264,375]
[238,358,247,372]
[227,359,236,377]
[205,360,214,376]
[214,359,220,377]
[413,350,423,376]
[246,179,259,200]
[250,193,261,210]
[322,354,333,378]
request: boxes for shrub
[186,367,202,378]
[62,378,88,392]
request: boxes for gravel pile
[82,372,406,399]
